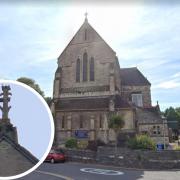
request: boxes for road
[20,162,180,180]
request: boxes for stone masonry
[52,16,169,146]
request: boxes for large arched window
[76,58,80,82]
[83,52,88,81]
[90,57,95,81]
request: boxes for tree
[175,107,180,129]
[163,107,180,139]
[44,97,52,107]
[108,114,125,158]
[17,77,45,97]
[17,77,52,107]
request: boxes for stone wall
[59,39,117,90]
[55,109,135,144]
[122,85,151,107]
[63,147,180,170]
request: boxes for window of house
[80,115,83,128]
[83,52,88,81]
[131,93,143,107]
[62,116,65,129]
[76,58,80,82]
[90,57,95,81]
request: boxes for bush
[77,140,88,149]
[127,135,156,150]
[65,138,77,149]
[174,146,180,150]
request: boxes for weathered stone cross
[0,85,12,120]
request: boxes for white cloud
[0,4,180,109]
[154,80,180,89]
[172,72,180,78]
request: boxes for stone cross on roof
[84,12,88,22]
[0,85,12,120]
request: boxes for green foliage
[163,107,180,140]
[77,140,88,149]
[17,77,52,107]
[127,135,156,150]
[44,97,52,106]
[108,115,125,133]
[175,146,180,151]
[164,107,179,122]
[17,77,45,97]
[65,138,77,149]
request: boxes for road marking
[80,168,124,175]
[36,170,74,180]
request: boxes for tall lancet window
[83,52,88,81]
[76,58,80,82]
[85,29,87,40]
[90,57,95,81]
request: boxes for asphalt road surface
[20,162,180,180]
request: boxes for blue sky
[0,82,53,160]
[0,2,180,110]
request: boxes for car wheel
[50,158,55,164]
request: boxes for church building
[52,16,169,146]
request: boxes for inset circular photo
[0,80,54,179]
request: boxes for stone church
[52,16,169,146]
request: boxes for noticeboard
[74,130,88,139]
[157,144,164,150]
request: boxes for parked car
[45,149,66,163]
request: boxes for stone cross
[0,85,12,119]
[84,12,88,21]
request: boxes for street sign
[75,130,88,139]
[80,168,124,175]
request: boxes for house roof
[0,134,38,164]
[56,95,131,111]
[136,107,163,124]
[120,67,151,86]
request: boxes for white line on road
[36,170,74,180]
[80,168,124,175]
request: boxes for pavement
[20,162,180,180]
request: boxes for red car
[45,149,66,163]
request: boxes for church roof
[120,67,151,86]
[0,134,38,164]
[58,17,115,59]
[56,95,131,111]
